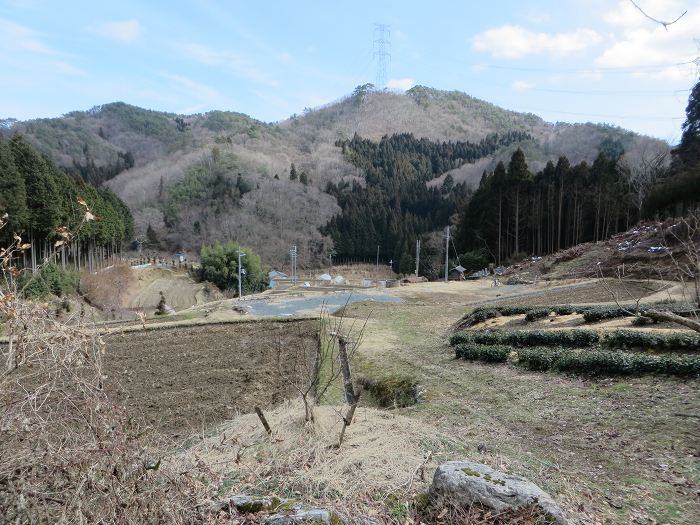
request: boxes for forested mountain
[643,81,700,218]
[0,135,133,272]
[324,131,530,269]
[454,80,700,267]
[1,86,672,268]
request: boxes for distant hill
[1,86,670,267]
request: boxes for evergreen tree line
[323,131,530,271]
[69,148,135,186]
[0,135,134,272]
[455,147,637,265]
[643,79,700,218]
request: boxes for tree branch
[629,0,687,31]
[645,309,700,332]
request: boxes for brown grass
[80,262,136,314]
[0,298,213,523]
[178,399,458,510]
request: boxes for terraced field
[103,319,317,438]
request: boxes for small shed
[268,270,288,289]
[449,265,467,280]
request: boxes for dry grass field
[86,277,699,523]
[336,280,700,524]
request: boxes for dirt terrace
[103,319,317,439]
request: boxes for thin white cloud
[50,60,86,76]
[0,18,57,54]
[512,80,533,92]
[595,0,700,74]
[161,72,229,111]
[595,1,699,69]
[184,43,277,86]
[90,19,142,43]
[472,25,602,59]
[387,78,415,91]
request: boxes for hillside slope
[2,87,669,267]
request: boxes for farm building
[268,270,289,288]
[449,265,466,280]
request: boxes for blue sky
[1,0,698,142]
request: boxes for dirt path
[341,280,700,525]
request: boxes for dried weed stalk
[0,204,214,523]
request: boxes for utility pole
[376,245,380,278]
[238,250,246,298]
[289,245,298,285]
[373,24,390,90]
[444,226,450,283]
[415,239,421,278]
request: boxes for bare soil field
[126,267,206,311]
[103,319,316,439]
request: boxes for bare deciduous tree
[629,0,688,31]
[277,300,369,424]
[599,212,700,332]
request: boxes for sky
[1,0,698,143]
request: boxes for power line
[514,107,684,121]
[512,86,690,96]
[467,75,690,97]
[373,24,390,89]
[472,60,695,74]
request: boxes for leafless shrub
[276,299,368,439]
[0,207,214,523]
[599,211,700,332]
[415,498,555,525]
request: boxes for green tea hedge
[466,308,501,324]
[604,329,700,351]
[525,308,552,322]
[550,349,700,377]
[455,343,700,377]
[454,343,512,363]
[451,329,601,348]
[451,328,700,352]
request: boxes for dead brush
[415,499,556,525]
[79,262,136,319]
[0,205,216,523]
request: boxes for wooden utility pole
[444,226,450,283]
[415,239,420,278]
[338,337,356,404]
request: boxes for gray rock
[209,494,288,514]
[430,461,570,525]
[262,507,340,525]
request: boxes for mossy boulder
[429,461,570,524]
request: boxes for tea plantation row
[453,342,700,377]
[450,329,700,351]
[465,304,699,325]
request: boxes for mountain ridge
[1,86,670,267]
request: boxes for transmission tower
[694,38,700,78]
[373,24,391,89]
